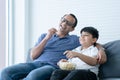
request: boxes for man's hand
[95,43,107,64]
[97,48,107,64]
[45,28,57,40]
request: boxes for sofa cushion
[26,49,32,62]
[99,40,120,79]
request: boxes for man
[1,13,106,80]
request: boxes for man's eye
[62,20,65,22]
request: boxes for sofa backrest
[99,40,120,79]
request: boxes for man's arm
[96,43,107,64]
[30,28,57,60]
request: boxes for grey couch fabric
[99,40,120,80]
[26,49,32,62]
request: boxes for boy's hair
[80,26,99,45]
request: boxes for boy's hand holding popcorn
[57,59,76,70]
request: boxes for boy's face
[80,31,97,47]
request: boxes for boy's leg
[64,70,97,80]
[50,69,70,80]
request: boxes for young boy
[50,26,100,80]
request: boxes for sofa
[0,40,120,80]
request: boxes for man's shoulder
[38,33,47,37]
[69,34,79,38]
[69,35,79,41]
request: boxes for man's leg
[63,70,97,80]
[0,70,1,80]
[23,65,56,80]
[1,63,36,80]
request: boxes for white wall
[0,0,6,69]
[28,0,120,48]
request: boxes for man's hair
[80,26,99,45]
[62,13,78,28]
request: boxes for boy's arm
[65,51,98,66]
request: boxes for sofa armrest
[26,49,33,63]
[99,40,120,79]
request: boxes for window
[7,0,26,66]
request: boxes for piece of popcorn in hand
[59,61,76,70]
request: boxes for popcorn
[59,61,76,70]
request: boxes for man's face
[59,14,75,34]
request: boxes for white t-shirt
[69,45,99,75]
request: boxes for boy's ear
[93,38,97,43]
